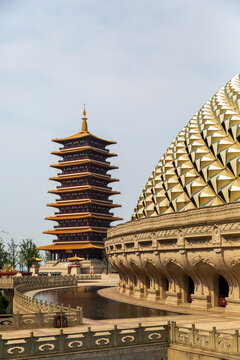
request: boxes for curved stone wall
[106,202,240,312]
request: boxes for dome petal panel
[133,74,240,220]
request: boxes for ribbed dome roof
[132,74,240,220]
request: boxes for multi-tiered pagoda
[38,107,121,262]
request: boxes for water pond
[34,286,182,320]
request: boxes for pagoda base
[69,265,82,275]
[37,259,106,276]
[80,259,106,274]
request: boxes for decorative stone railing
[0,308,83,331]
[0,274,101,290]
[9,276,83,329]
[13,276,78,314]
[75,274,101,281]
[1,321,240,359]
[0,276,35,289]
[170,321,240,354]
[2,321,240,359]
[0,323,169,359]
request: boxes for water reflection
[34,286,180,320]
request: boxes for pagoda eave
[50,160,118,170]
[45,214,123,221]
[49,172,119,183]
[43,227,108,235]
[47,200,122,208]
[51,146,117,157]
[48,185,120,195]
[36,242,105,251]
[52,131,117,145]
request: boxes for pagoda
[37,106,121,262]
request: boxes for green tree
[102,250,109,275]
[0,239,9,269]
[7,238,18,269]
[44,251,51,263]
[18,239,39,271]
[0,292,9,314]
[18,252,25,272]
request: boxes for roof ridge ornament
[81,104,88,132]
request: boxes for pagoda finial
[81,104,88,132]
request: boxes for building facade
[106,73,240,311]
[38,107,121,262]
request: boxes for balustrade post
[0,335,3,360]
[137,323,143,344]
[37,310,42,327]
[211,327,217,351]
[59,329,65,352]
[167,321,171,341]
[76,306,83,325]
[29,332,35,355]
[113,325,118,346]
[191,324,195,346]
[233,330,239,353]
[80,307,83,324]
[87,327,93,349]
[170,321,176,344]
[15,311,20,329]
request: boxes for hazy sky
[1,0,240,246]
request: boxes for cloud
[0,0,240,243]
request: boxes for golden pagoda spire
[81,104,88,132]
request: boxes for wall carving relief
[106,203,240,311]
[162,257,180,267]
[191,256,216,268]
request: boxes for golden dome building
[105,73,240,312]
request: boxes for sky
[1,0,240,246]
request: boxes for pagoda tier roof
[49,172,119,183]
[37,242,105,251]
[45,213,123,221]
[43,226,108,235]
[51,145,117,157]
[47,199,121,208]
[48,185,120,195]
[52,131,116,145]
[50,158,118,170]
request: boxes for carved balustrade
[1,322,240,359]
[0,323,169,359]
[13,276,78,313]
[9,276,83,329]
[170,322,240,354]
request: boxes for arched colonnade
[105,203,240,312]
